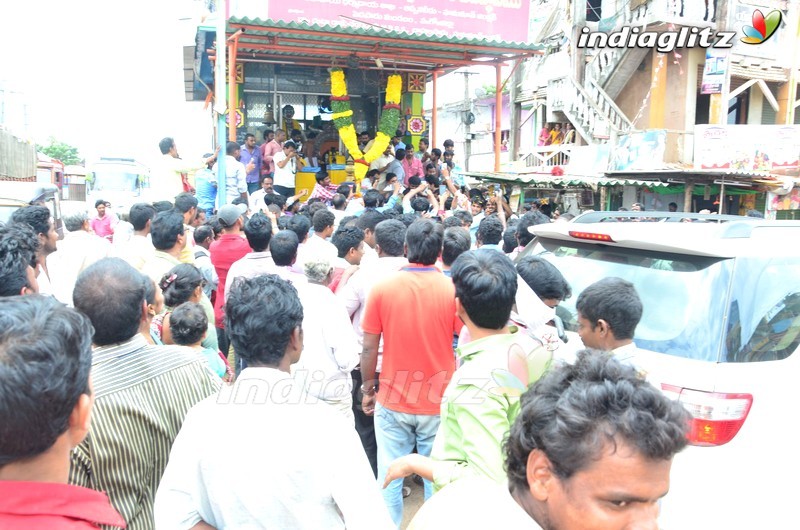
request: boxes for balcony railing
[524,145,576,167]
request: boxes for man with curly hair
[409,350,689,529]
[0,222,40,297]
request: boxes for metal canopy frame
[213,17,544,170]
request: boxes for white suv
[528,211,800,530]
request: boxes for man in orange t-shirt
[361,218,462,526]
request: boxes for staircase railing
[548,76,632,143]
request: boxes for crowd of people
[0,134,692,530]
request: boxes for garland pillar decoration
[330,67,402,180]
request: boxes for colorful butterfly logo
[740,9,782,45]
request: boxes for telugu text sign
[230,0,531,43]
[694,125,800,171]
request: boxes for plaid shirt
[310,183,339,202]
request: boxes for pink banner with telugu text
[230,0,532,44]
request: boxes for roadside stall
[189,2,545,203]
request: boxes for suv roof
[531,212,800,258]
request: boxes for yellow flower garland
[364,131,391,162]
[331,70,347,98]
[386,75,402,104]
[329,69,402,180]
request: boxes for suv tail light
[568,230,615,242]
[661,385,753,446]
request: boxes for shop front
[189,6,544,204]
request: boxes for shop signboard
[609,130,667,171]
[229,0,531,43]
[700,49,728,95]
[694,125,800,171]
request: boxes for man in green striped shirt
[69,258,220,530]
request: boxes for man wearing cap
[210,203,251,357]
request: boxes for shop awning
[464,171,671,189]
[223,17,545,71]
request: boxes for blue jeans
[375,402,440,528]
[247,181,261,194]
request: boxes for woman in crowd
[549,123,564,145]
[538,123,551,146]
[152,264,208,346]
[168,301,229,380]
[141,276,165,345]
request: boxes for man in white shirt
[212,141,249,205]
[225,213,276,301]
[353,209,385,267]
[115,203,156,271]
[151,137,217,203]
[269,230,308,286]
[272,140,299,198]
[249,175,276,213]
[575,277,643,365]
[47,212,111,305]
[294,256,360,423]
[369,144,395,181]
[331,193,349,231]
[305,209,338,262]
[10,205,58,296]
[155,274,392,529]
[338,219,408,476]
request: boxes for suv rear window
[537,242,800,362]
[725,257,800,362]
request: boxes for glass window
[725,257,800,362]
[536,241,732,362]
[93,170,140,192]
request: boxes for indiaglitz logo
[740,9,782,45]
[577,26,736,54]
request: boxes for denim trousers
[375,402,440,528]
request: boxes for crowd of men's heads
[0,181,692,530]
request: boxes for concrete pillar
[776,81,794,124]
[684,182,694,213]
[747,87,763,125]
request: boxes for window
[586,0,602,22]
[536,241,732,361]
[725,258,800,362]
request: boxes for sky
[1,0,213,168]
[0,0,511,170]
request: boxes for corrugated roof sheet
[228,17,546,51]
[464,171,670,188]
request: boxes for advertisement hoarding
[694,125,800,171]
[229,0,532,43]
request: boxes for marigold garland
[329,67,402,180]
